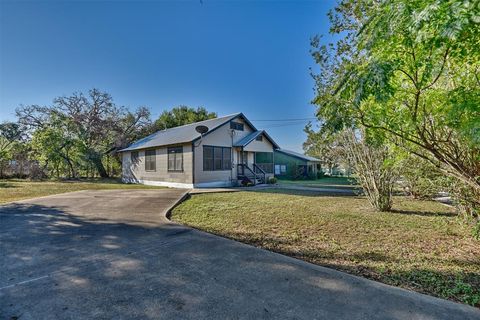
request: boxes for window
[222,147,231,170]
[131,151,139,164]
[230,121,244,131]
[203,146,214,171]
[168,146,183,172]
[203,146,231,171]
[255,135,263,141]
[274,164,287,175]
[145,149,156,171]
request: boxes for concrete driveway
[1,189,479,320]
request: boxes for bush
[267,177,277,184]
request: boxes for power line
[261,122,312,129]
[250,117,317,122]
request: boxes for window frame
[167,146,184,172]
[255,135,263,142]
[144,149,156,172]
[203,145,232,171]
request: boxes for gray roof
[120,113,241,152]
[233,130,280,149]
[276,149,320,162]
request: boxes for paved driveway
[1,189,479,320]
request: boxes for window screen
[203,146,231,171]
[145,150,156,171]
[168,146,183,171]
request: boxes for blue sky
[0,0,335,152]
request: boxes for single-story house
[119,113,280,188]
[273,149,321,179]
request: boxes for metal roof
[276,149,321,162]
[119,113,242,152]
[233,130,280,149]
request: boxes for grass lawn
[0,178,163,204]
[277,176,357,190]
[172,189,480,306]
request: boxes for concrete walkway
[1,189,478,319]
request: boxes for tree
[17,89,151,178]
[0,122,23,178]
[303,123,349,175]
[154,106,216,130]
[311,0,479,218]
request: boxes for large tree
[0,122,23,177]
[154,106,217,130]
[17,89,151,178]
[311,0,479,206]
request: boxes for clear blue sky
[0,0,335,152]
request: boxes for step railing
[253,163,266,184]
[237,164,262,185]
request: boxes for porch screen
[254,152,274,173]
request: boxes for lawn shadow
[0,201,202,319]
[246,187,359,198]
[389,209,456,217]
[0,182,17,188]
[199,228,480,308]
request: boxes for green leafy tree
[0,122,23,177]
[154,106,216,130]
[17,89,151,178]
[311,0,480,220]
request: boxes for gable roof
[276,149,320,162]
[233,130,280,149]
[119,113,255,152]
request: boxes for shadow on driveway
[1,190,479,320]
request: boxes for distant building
[273,149,321,179]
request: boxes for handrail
[253,163,266,183]
[237,163,262,185]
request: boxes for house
[119,113,280,188]
[273,149,321,179]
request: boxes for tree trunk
[91,155,109,178]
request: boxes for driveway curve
[1,189,478,320]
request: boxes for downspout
[191,141,195,187]
[230,129,234,185]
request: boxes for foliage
[399,154,446,199]
[311,0,480,229]
[339,130,399,211]
[16,89,151,178]
[303,123,349,175]
[267,176,277,184]
[154,106,216,130]
[0,122,23,177]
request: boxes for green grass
[172,189,480,307]
[278,176,357,189]
[0,178,164,204]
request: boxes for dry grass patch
[172,189,480,306]
[0,179,163,204]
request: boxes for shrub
[267,177,277,184]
